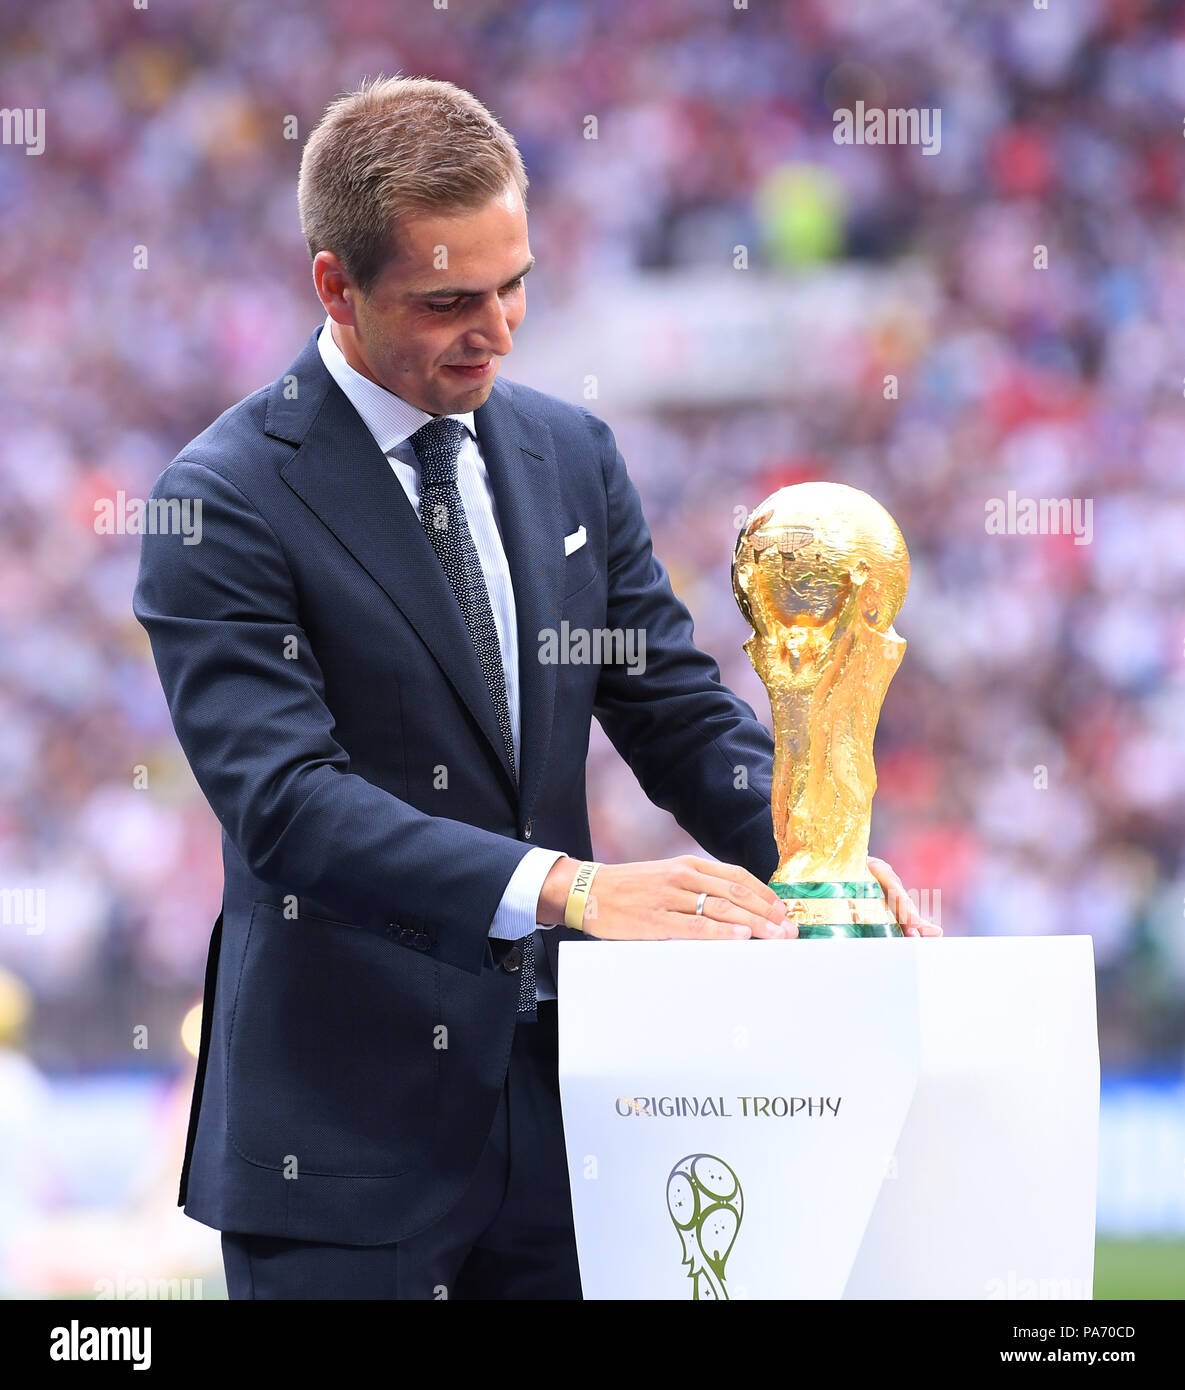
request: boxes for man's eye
[425,279,522,313]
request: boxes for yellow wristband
[564,860,603,931]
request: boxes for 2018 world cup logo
[667,1154,743,1300]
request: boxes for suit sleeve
[133,457,532,974]
[586,413,780,880]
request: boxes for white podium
[557,937,1099,1300]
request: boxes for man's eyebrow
[408,256,535,299]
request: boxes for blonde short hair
[298,74,529,294]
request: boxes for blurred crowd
[2,0,1183,1073]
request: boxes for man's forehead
[395,250,534,297]
[400,186,525,237]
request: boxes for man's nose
[469,295,517,355]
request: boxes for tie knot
[409,415,468,487]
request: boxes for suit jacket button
[523,819,533,840]
[502,946,523,973]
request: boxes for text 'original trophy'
[732,481,910,938]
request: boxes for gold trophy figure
[732,481,910,938]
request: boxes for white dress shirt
[317,318,564,1000]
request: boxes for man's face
[316,182,532,417]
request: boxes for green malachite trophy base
[791,921,904,939]
[770,881,904,939]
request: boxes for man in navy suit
[134,75,934,1300]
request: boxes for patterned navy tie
[409,415,536,1015]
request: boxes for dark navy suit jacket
[133,326,779,1244]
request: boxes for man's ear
[313,250,359,328]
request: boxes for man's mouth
[442,359,494,380]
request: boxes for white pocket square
[564,525,587,556]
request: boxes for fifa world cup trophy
[732,481,911,938]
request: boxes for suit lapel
[274,331,514,796]
[269,330,565,818]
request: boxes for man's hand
[539,854,795,939]
[539,853,941,940]
[867,855,943,937]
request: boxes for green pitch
[1093,1240,1185,1300]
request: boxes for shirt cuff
[488,846,567,940]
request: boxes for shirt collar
[316,316,476,456]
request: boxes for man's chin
[436,364,498,410]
